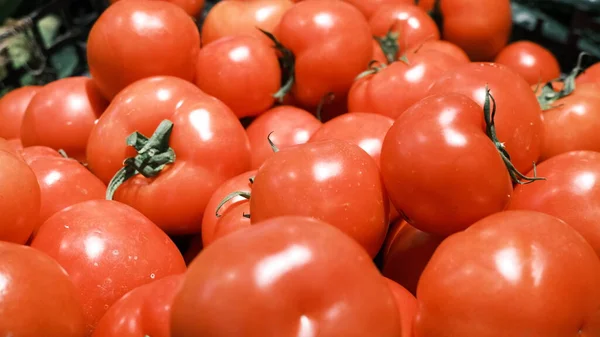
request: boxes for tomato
[429,62,543,173]
[250,139,388,257]
[110,0,205,17]
[437,0,512,61]
[508,151,600,257]
[0,137,24,157]
[342,0,413,19]
[201,0,293,46]
[348,49,463,120]
[272,0,373,108]
[537,83,600,160]
[87,0,200,100]
[170,216,402,337]
[381,92,514,236]
[20,77,107,162]
[415,210,600,337]
[201,170,256,247]
[372,39,389,64]
[30,200,187,334]
[407,39,470,64]
[385,277,418,337]
[0,242,86,337]
[382,220,444,294]
[0,86,39,139]
[20,146,106,231]
[577,62,600,86]
[195,35,280,118]
[494,41,561,85]
[246,105,321,169]
[92,274,184,337]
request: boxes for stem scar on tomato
[374,28,400,64]
[258,28,295,102]
[106,120,176,200]
[536,52,589,110]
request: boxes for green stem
[536,52,589,110]
[259,28,295,102]
[355,60,386,80]
[374,30,400,64]
[267,132,279,153]
[215,191,251,217]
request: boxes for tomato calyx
[483,88,544,185]
[536,52,588,110]
[259,29,295,102]
[356,60,387,80]
[106,120,176,200]
[375,30,400,64]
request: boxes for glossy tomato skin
[381,93,513,236]
[275,0,373,107]
[30,200,187,334]
[92,274,185,337]
[509,151,600,257]
[201,0,293,46]
[0,242,86,337]
[429,62,543,173]
[494,41,561,85]
[577,62,600,85]
[415,210,600,337]
[342,0,412,19]
[170,216,402,337]
[20,77,107,162]
[110,0,205,17]
[385,277,418,337]
[0,150,41,244]
[0,86,39,139]
[407,40,470,64]
[539,83,600,160]
[201,170,256,247]
[250,139,389,257]
[195,35,280,118]
[246,105,321,169]
[87,0,200,100]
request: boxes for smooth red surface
[110,0,205,17]
[407,40,470,64]
[494,41,561,85]
[385,277,418,337]
[577,62,600,86]
[0,86,39,139]
[342,0,413,18]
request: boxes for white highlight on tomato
[255,244,312,288]
[313,12,334,29]
[84,235,105,260]
[312,161,342,182]
[229,46,250,63]
[189,108,214,141]
[494,246,523,284]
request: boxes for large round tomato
[92,274,184,337]
[577,62,600,85]
[20,77,107,162]
[429,62,543,173]
[406,40,470,64]
[385,277,418,337]
[415,210,600,337]
[170,216,402,337]
[0,242,86,337]
[110,0,205,17]
[87,0,200,100]
[0,86,39,139]
[250,139,389,257]
[494,41,561,85]
[195,35,280,118]
[30,200,187,334]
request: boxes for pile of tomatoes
[2,0,600,336]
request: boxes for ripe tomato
[494,41,561,85]
[30,200,187,334]
[87,0,200,100]
[273,0,372,107]
[246,105,321,169]
[342,0,412,19]
[92,274,184,337]
[407,39,470,64]
[110,0,205,17]
[385,277,418,337]
[0,137,23,157]
[170,216,402,337]
[20,77,107,162]
[415,210,600,337]
[20,146,106,230]
[250,139,389,257]
[508,151,600,257]
[429,62,543,173]
[0,242,86,337]
[0,149,40,244]
[348,49,462,120]
[577,62,600,85]
[380,93,513,236]
[201,170,256,247]
[195,35,280,118]
[0,86,39,139]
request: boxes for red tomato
[494,41,561,85]
[246,105,321,169]
[201,0,293,46]
[201,170,256,247]
[87,0,200,100]
[110,0,205,17]
[20,77,107,162]
[20,146,106,230]
[348,49,462,120]
[0,86,39,139]
[195,35,280,118]
[0,137,24,157]
[385,277,418,337]
[509,151,600,257]
[577,62,600,86]
[30,200,187,334]
[381,93,513,236]
[273,0,372,107]
[170,216,403,337]
[438,0,512,61]
[406,39,470,64]
[429,62,543,173]
[0,149,40,244]
[0,242,86,337]
[382,220,444,294]
[92,274,184,337]
[415,210,600,337]
[342,0,413,19]
[250,139,389,257]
